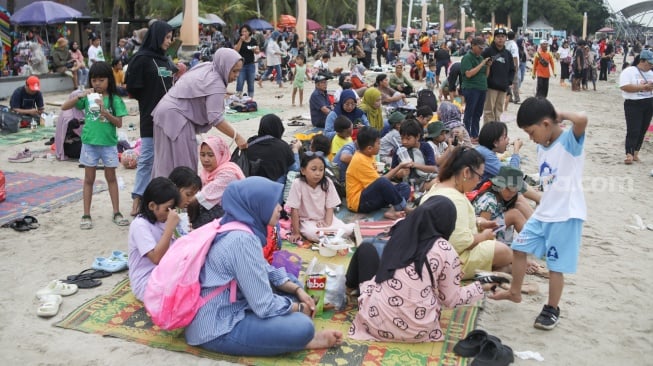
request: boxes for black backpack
[416,89,438,113]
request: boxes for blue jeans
[358,177,409,212]
[461,88,487,138]
[519,63,526,88]
[77,67,89,87]
[131,137,153,198]
[236,62,257,97]
[198,311,315,356]
[261,64,282,85]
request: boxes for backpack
[417,89,438,113]
[143,219,252,330]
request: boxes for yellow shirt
[330,135,352,161]
[346,152,379,211]
[113,68,125,86]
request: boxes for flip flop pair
[62,268,112,289]
[4,215,39,232]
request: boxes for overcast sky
[606,0,642,12]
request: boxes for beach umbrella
[11,1,81,25]
[597,26,614,33]
[338,23,356,31]
[245,18,274,31]
[306,19,322,31]
[278,14,296,28]
[167,13,210,28]
[204,13,226,26]
[444,20,456,29]
[464,26,476,33]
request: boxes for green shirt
[77,94,128,146]
[460,51,488,90]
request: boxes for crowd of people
[13,17,653,359]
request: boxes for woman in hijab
[437,101,472,148]
[185,177,343,355]
[126,21,177,215]
[246,114,301,185]
[190,136,246,229]
[151,47,247,178]
[359,87,385,131]
[323,89,369,140]
[348,195,491,342]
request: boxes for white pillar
[582,12,587,40]
[376,0,382,30]
[298,0,307,43]
[357,0,365,31]
[179,0,199,46]
[404,0,414,50]
[460,7,465,40]
[421,0,427,32]
[394,0,402,45]
[438,4,444,41]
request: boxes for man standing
[532,40,556,98]
[10,76,44,117]
[506,31,521,104]
[309,75,333,128]
[481,28,515,122]
[460,37,490,142]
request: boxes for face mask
[342,81,352,89]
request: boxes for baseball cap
[26,76,40,91]
[424,121,450,138]
[494,28,507,36]
[640,49,653,63]
[388,111,406,126]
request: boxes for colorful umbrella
[306,19,322,31]
[338,23,356,31]
[278,14,296,28]
[245,18,274,31]
[464,26,476,32]
[11,0,81,25]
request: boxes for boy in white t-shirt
[491,97,588,331]
[87,37,105,68]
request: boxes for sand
[0,52,650,365]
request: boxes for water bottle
[117,176,125,190]
[30,118,37,132]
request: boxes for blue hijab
[220,177,282,245]
[334,89,365,123]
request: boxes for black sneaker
[534,304,560,330]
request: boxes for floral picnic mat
[0,171,107,226]
[55,241,480,365]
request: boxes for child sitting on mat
[286,153,354,243]
[128,177,180,301]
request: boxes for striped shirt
[185,230,293,345]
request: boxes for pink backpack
[143,219,252,330]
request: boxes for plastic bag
[324,264,346,311]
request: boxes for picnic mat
[55,241,480,365]
[225,108,281,123]
[0,126,55,146]
[0,171,107,226]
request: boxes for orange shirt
[420,36,430,54]
[346,152,379,211]
[533,51,555,78]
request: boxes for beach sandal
[66,268,112,281]
[36,294,63,318]
[36,280,78,297]
[287,121,306,126]
[474,271,512,285]
[471,336,514,365]
[453,329,501,358]
[8,219,31,232]
[23,215,39,229]
[62,277,102,289]
[526,262,550,279]
[92,257,128,273]
[110,250,128,262]
[80,215,93,230]
[112,212,129,226]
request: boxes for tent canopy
[167,13,212,28]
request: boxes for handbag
[0,107,29,133]
[65,61,75,69]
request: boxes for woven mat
[225,108,281,123]
[0,126,55,146]
[55,240,479,365]
[0,171,107,226]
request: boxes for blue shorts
[511,218,584,274]
[79,144,119,168]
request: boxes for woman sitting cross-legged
[349,195,496,342]
[185,177,343,355]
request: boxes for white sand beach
[0,53,650,365]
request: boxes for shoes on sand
[8,148,33,163]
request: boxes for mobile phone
[493,225,506,233]
[452,136,459,146]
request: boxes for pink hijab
[199,136,245,205]
[168,48,242,99]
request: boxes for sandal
[80,215,93,230]
[36,280,78,297]
[23,215,39,229]
[624,154,634,165]
[112,212,129,226]
[37,294,63,318]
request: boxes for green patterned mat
[55,242,479,365]
[225,108,281,123]
[0,126,55,146]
